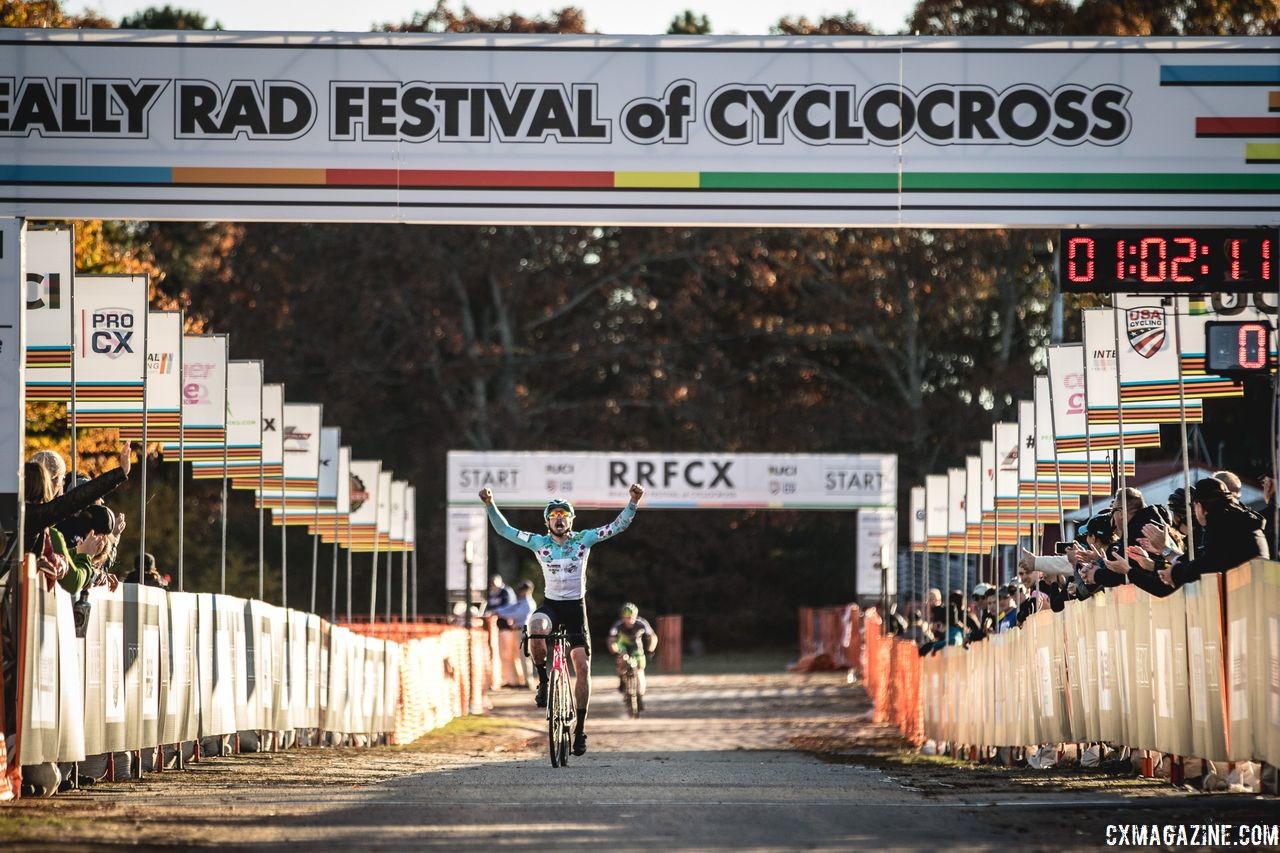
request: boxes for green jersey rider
[607,603,658,711]
[479,483,645,756]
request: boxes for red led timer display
[1060,229,1277,294]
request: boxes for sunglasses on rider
[547,509,572,519]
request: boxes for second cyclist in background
[607,603,658,712]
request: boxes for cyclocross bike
[618,652,642,718]
[530,626,575,767]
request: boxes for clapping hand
[1126,545,1155,572]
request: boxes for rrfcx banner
[448,451,897,509]
[0,32,1277,227]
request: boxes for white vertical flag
[909,485,925,550]
[23,228,72,401]
[925,473,948,553]
[1,220,25,528]
[122,311,182,440]
[947,467,966,552]
[73,275,148,430]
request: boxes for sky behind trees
[81,0,918,34]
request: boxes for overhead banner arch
[0,32,1277,227]
[446,450,898,598]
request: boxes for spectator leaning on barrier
[23,441,132,555]
[997,584,1019,631]
[23,462,94,595]
[1132,476,1269,592]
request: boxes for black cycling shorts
[534,597,591,657]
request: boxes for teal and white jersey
[484,502,638,601]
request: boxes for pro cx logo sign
[83,307,135,358]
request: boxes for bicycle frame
[530,626,574,767]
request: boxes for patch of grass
[396,713,539,753]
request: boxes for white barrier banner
[447,450,896,510]
[3,33,1278,227]
[163,591,200,744]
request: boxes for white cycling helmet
[528,612,553,637]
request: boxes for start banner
[447,450,896,510]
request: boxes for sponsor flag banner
[924,474,949,553]
[979,439,1011,547]
[369,470,393,552]
[1017,400,1061,520]
[260,402,322,522]
[233,382,283,490]
[909,486,925,551]
[855,508,896,598]
[446,506,488,595]
[1047,343,1160,454]
[1116,295,1243,403]
[1,221,23,529]
[445,451,897,509]
[1083,308,1203,425]
[992,422,1028,540]
[72,275,147,429]
[946,467,967,554]
[121,311,182,440]
[402,486,416,557]
[1032,375,1135,493]
[315,446,352,544]
[282,403,322,491]
[389,479,407,552]
[192,359,263,477]
[23,228,73,401]
[261,422,338,523]
[964,454,985,544]
[317,426,341,505]
[1180,294,1276,380]
[162,334,226,456]
[344,460,381,550]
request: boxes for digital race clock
[1058,228,1277,294]
[1205,321,1274,375]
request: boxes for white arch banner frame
[0,32,1276,227]
[447,450,897,510]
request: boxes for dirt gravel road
[2,671,1276,850]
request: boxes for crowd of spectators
[886,468,1273,786]
[894,469,1270,658]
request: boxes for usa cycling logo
[1126,307,1166,359]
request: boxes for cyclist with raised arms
[479,483,645,756]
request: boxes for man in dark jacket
[1167,477,1267,586]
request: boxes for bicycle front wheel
[548,671,563,768]
[625,670,640,718]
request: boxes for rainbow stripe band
[1162,65,1280,86]
[5,164,1280,193]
